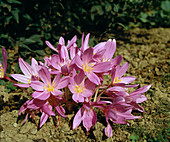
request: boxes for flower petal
[57,76,69,89]
[32,90,50,100]
[136,95,147,103]
[39,67,51,85]
[72,93,84,103]
[105,123,113,137]
[83,108,97,132]
[118,63,129,77]
[82,48,93,63]
[93,62,111,73]
[14,83,30,88]
[40,112,49,127]
[111,55,122,66]
[87,72,100,85]
[103,39,116,61]
[75,55,83,69]
[121,76,136,84]
[130,85,151,96]
[73,108,83,129]
[66,35,77,49]
[45,41,58,52]
[31,81,44,91]
[41,105,55,116]
[19,58,32,76]
[11,74,30,84]
[54,105,67,118]
[83,33,90,51]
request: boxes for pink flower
[46,35,77,53]
[31,67,69,100]
[19,98,56,127]
[68,70,95,103]
[125,85,151,112]
[73,103,97,132]
[80,33,90,53]
[75,48,111,84]
[11,57,39,88]
[0,47,7,79]
[102,103,141,137]
[93,39,116,62]
[111,63,136,85]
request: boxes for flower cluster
[1,33,151,137]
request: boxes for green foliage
[129,134,139,142]
[0,0,169,60]
[0,79,16,93]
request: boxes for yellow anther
[74,84,84,94]
[83,62,93,73]
[0,69,4,78]
[44,83,54,92]
[28,79,31,84]
[113,77,122,84]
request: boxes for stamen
[113,77,122,84]
[83,62,93,73]
[0,68,4,78]
[44,83,54,92]
[74,84,84,94]
[28,79,31,84]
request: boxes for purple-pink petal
[53,74,61,87]
[19,58,32,76]
[121,76,136,84]
[11,74,30,84]
[14,83,30,88]
[45,41,58,52]
[93,62,111,73]
[87,72,100,85]
[111,55,122,66]
[40,112,49,127]
[39,67,51,85]
[72,93,84,103]
[41,105,55,116]
[83,33,90,51]
[75,55,83,69]
[51,89,63,96]
[130,85,151,96]
[32,90,50,100]
[31,81,44,91]
[54,105,67,118]
[66,35,77,49]
[136,95,147,103]
[83,108,97,132]
[73,108,83,129]
[105,123,113,137]
[82,48,93,63]
[103,39,116,61]
[57,76,69,89]
[118,63,129,77]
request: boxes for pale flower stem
[93,85,100,102]
[4,74,31,96]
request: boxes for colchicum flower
[74,48,111,85]
[31,67,69,100]
[68,70,95,103]
[1,33,151,137]
[11,57,39,88]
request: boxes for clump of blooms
[1,33,151,137]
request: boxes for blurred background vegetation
[0,0,170,58]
